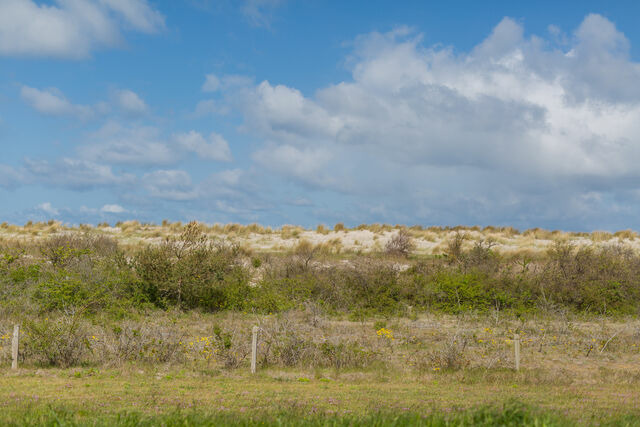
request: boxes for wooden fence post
[11,324,19,370]
[251,325,259,374]
[514,333,520,371]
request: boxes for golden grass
[1,222,639,255]
[3,312,639,383]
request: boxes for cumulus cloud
[195,74,254,117]
[21,86,95,118]
[37,202,59,216]
[99,0,165,33]
[112,89,148,115]
[79,122,174,166]
[9,14,640,229]
[202,73,254,92]
[142,170,198,200]
[193,99,229,116]
[197,168,255,199]
[202,74,221,92]
[21,85,150,118]
[194,168,272,217]
[25,158,134,190]
[77,124,234,168]
[101,204,126,213]
[0,0,164,58]
[253,144,337,189]
[230,14,640,227]
[175,131,232,162]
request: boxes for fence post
[11,324,19,370]
[251,325,259,374]
[514,333,520,371]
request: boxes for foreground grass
[1,367,640,425]
[0,405,577,426]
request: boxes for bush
[39,233,117,267]
[5,224,640,318]
[384,229,414,257]
[134,222,250,311]
[22,314,90,367]
[318,341,377,369]
[33,272,91,312]
[428,332,470,370]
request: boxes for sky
[2,0,640,230]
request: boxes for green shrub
[133,223,250,311]
[22,315,90,367]
[33,271,92,311]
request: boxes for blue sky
[2,0,640,230]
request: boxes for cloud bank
[7,14,640,229]
[229,15,640,228]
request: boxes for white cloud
[113,89,148,115]
[215,169,244,187]
[0,0,164,58]
[231,15,640,226]
[196,74,253,117]
[142,170,198,200]
[37,202,59,216]
[25,158,135,190]
[99,0,165,33]
[241,0,285,28]
[202,73,253,92]
[79,124,234,167]
[242,81,342,142]
[10,14,640,229]
[21,85,94,118]
[101,204,126,213]
[193,99,229,116]
[175,131,232,162]
[21,86,150,118]
[253,144,336,189]
[202,74,221,92]
[79,122,174,166]
[198,168,251,198]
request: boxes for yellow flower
[376,328,393,340]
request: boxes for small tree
[385,229,414,257]
[294,239,318,268]
[445,232,467,263]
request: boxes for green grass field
[2,367,640,425]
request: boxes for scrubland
[2,220,640,425]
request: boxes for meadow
[1,221,640,425]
